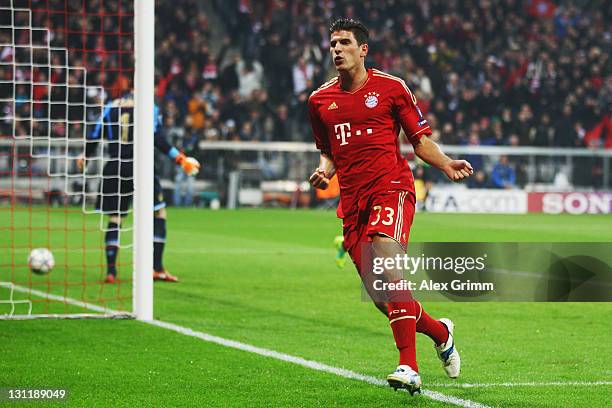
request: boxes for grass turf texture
[2,209,612,407]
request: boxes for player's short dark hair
[329,18,369,45]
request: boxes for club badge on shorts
[364,91,380,108]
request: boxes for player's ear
[360,43,369,58]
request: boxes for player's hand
[76,155,85,172]
[309,168,330,190]
[443,160,473,182]
[176,153,200,176]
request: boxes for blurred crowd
[4,0,610,148]
[1,0,610,193]
[172,0,609,150]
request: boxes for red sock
[415,302,449,346]
[387,301,418,371]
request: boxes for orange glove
[76,155,86,172]
[175,153,200,176]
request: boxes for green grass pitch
[2,209,612,407]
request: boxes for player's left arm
[414,137,473,182]
[153,105,200,176]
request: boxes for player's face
[330,30,368,72]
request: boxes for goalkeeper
[78,92,200,283]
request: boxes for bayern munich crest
[364,91,380,108]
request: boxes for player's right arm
[309,153,336,190]
[307,95,336,190]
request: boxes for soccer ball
[28,248,55,275]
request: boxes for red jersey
[308,68,432,219]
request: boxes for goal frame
[133,0,154,321]
[0,0,154,320]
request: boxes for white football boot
[386,365,422,395]
[435,318,461,379]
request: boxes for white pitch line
[6,283,118,315]
[3,284,489,407]
[429,381,612,388]
[148,319,490,408]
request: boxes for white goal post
[133,0,154,321]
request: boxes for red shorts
[343,190,416,276]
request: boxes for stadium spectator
[533,114,555,146]
[237,58,264,99]
[468,170,488,189]
[491,155,517,189]
[463,132,484,173]
[261,32,293,104]
[292,57,315,95]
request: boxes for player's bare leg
[357,259,393,317]
[153,207,178,282]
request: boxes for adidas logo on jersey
[328,102,338,110]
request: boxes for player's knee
[155,208,166,219]
[109,215,121,225]
[371,234,402,251]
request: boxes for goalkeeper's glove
[175,153,200,176]
[76,155,86,172]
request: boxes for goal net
[0,0,143,318]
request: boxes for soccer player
[308,18,472,394]
[78,92,200,284]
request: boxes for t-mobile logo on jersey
[334,122,352,145]
[334,122,373,146]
